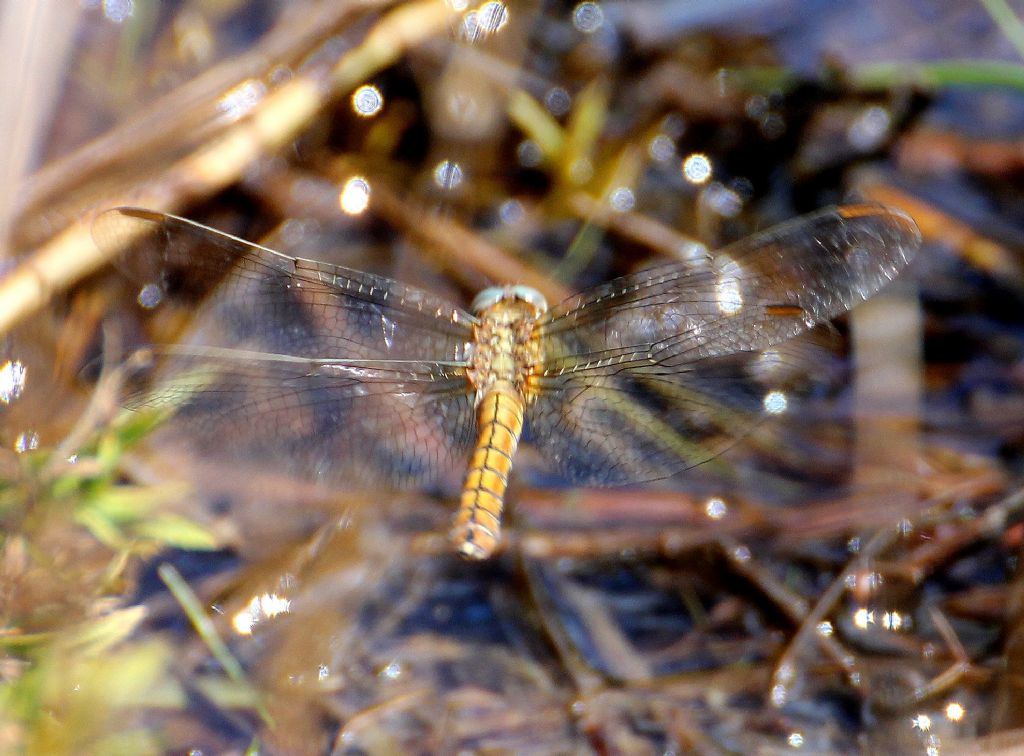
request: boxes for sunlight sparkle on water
[499,199,524,226]
[461,2,509,40]
[945,701,965,721]
[0,360,27,404]
[573,2,604,33]
[678,241,710,266]
[517,140,543,167]
[352,85,383,117]
[434,160,463,190]
[339,176,371,215]
[848,105,891,151]
[853,607,874,629]
[704,182,743,217]
[460,10,481,40]
[544,87,571,117]
[232,593,291,635]
[648,133,675,162]
[14,431,39,454]
[137,283,162,309]
[218,79,266,122]
[882,610,906,631]
[479,2,510,33]
[682,153,712,183]
[763,390,788,415]
[609,187,635,212]
[103,0,133,23]
[705,497,727,520]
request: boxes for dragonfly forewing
[526,204,921,485]
[93,207,477,363]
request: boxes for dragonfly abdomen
[451,381,525,559]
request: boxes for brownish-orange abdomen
[451,382,525,559]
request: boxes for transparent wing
[93,207,476,363]
[122,347,477,487]
[95,208,479,486]
[527,204,921,484]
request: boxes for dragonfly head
[471,285,548,316]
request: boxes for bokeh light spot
[705,497,727,519]
[103,0,133,23]
[137,283,163,310]
[14,431,39,454]
[763,390,788,414]
[682,152,712,183]
[609,187,635,212]
[544,87,571,117]
[339,177,371,215]
[218,79,266,122]
[945,701,965,722]
[573,2,604,33]
[0,360,27,404]
[352,85,383,117]
[434,160,464,190]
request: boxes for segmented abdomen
[451,383,525,559]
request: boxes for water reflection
[217,79,266,122]
[0,359,27,404]
[339,176,371,215]
[573,2,604,34]
[14,430,39,453]
[682,152,712,183]
[433,159,463,190]
[137,283,163,309]
[231,592,292,635]
[102,0,133,24]
[763,390,788,415]
[352,84,383,117]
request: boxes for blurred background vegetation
[2,0,1024,753]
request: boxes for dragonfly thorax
[470,285,548,316]
[466,292,546,407]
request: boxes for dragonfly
[94,204,920,559]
